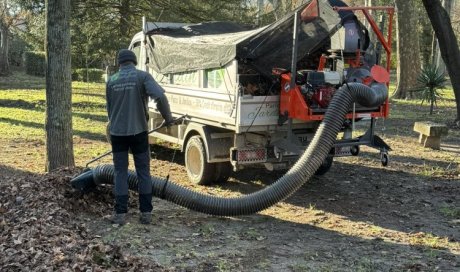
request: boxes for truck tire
[185,136,215,185]
[314,155,333,175]
[213,162,232,183]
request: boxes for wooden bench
[413,121,448,150]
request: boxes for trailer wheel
[315,155,333,176]
[214,162,232,183]
[380,152,389,167]
[350,145,360,156]
[185,136,215,185]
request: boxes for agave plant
[415,64,448,115]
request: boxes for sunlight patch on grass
[265,203,460,253]
[0,81,107,141]
[409,233,450,249]
[0,79,111,171]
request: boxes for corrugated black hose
[71,82,387,216]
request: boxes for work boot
[109,213,127,225]
[139,212,152,224]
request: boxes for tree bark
[45,0,74,171]
[119,0,131,37]
[393,0,421,99]
[0,10,10,76]
[0,23,9,75]
[422,0,460,121]
[433,0,453,75]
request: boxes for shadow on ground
[149,142,459,242]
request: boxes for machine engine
[298,70,341,108]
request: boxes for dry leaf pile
[0,168,167,271]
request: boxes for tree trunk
[432,0,453,75]
[393,0,421,99]
[45,0,74,171]
[422,0,460,121]
[119,0,131,37]
[0,0,9,76]
[0,21,9,76]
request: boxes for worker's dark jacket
[106,64,172,136]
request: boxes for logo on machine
[284,83,291,92]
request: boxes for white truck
[125,0,393,185]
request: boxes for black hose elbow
[346,82,388,108]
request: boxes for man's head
[117,49,137,66]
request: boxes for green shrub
[71,70,79,81]
[414,64,447,115]
[24,51,45,77]
[74,68,104,82]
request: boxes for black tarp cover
[146,0,342,77]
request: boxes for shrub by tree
[24,51,45,76]
[74,68,103,82]
[415,64,447,115]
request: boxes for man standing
[106,49,173,225]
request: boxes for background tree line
[2,0,258,72]
[1,0,459,73]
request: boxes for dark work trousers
[110,131,152,214]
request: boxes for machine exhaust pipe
[71,82,387,216]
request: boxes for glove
[161,115,187,128]
[160,117,175,128]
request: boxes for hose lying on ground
[71,82,387,216]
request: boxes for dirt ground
[1,102,460,271]
[100,130,460,271]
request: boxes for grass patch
[0,81,107,141]
[440,205,460,218]
[201,223,217,236]
[409,232,450,249]
[0,70,45,90]
[420,164,449,177]
[0,72,110,171]
[389,86,457,123]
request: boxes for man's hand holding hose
[158,114,188,130]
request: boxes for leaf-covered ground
[0,166,169,271]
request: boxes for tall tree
[1,0,40,74]
[70,0,253,68]
[45,0,74,171]
[422,0,460,122]
[432,0,453,75]
[393,0,421,99]
[0,0,12,75]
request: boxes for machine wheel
[350,145,360,156]
[185,136,215,185]
[381,152,389,167]
[213,162,232,183]
[315,155,333,176]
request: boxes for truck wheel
[214,162,232,183]
[315,155,333,176]
[185,136,215,185]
